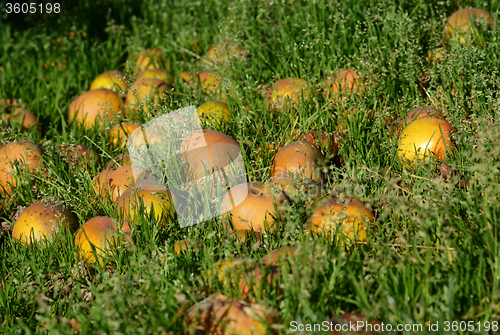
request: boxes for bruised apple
[12,198,78,244]
[89,71,128,97]
[68,89,124,130]
[183,293,276,335]
[0,140,43,196]
[92,169,116,196]
[271,140,327,184]
[100,164,136,202]
[266,78,311,111]
[220,182,289,233]
[74,216,133,266]
[308,197,374,245]
[398,117,455,165]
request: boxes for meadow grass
[1,0,500,333]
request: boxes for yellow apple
[89,71,128,97]
[196,101,232,126]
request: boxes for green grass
[1,0,500,333]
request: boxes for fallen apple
[125,77,170,114]
[100,164,136,202]
[325,69,364,100]
[205,41,246,64]
[271,140,327,184]
[134,48,167,73]
[389,106,443,135]
[308,197,374,245]
[58,143,101,168]
[12,198,78,244]
[262,246,298,266]
[196,101,232,126]
[444,8,493,45]
[68,89,124,130]
[109,123,141,148]
[116,179,172,224]
[0,140,43,196]
[92,168,116,196]
[183,293,276,335]
[266,78,311,111]
[173,239,200,256]
[136,68,174,85]
[74,216,133,266]
[6,108,40,133]
[220,182,289,233]
[239,265,282,302]
[397,117,455,165]
[89,70,129,97]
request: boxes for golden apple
[196,101,232,126]
[398,117,455,165]
[74,216,133,266]
[220,182,289,232]
[308,197,374,245]
[12,198,78,244]
[89,71,128,97]
[116,179,172,224]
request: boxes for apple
[105,152,131,169]
[125,77,170,114]
[200,72,230,102]
[12,198,78,244]
[92,168,116,196]
[74,216,133,266]
[220,182,289,232]
[262,246,298,266]
[390,106,443,135]
[179,129,241,183]
[58,143,100,168]
[109,123,141,148]
[5,108,40,133]
[444,8,493,45]
[183,293,276,335]
[271,140,327,184]
[270,172,325,205]
[325,69,364,100]
[173,239,200,256]
[398,117,455,165]
[133,48,167,73]
[136,68,174,85]
[116,179,172,224]
[204,41,246,63]
[0,140,43,196]
[197,101,232,126]
[266,78,310,111]
[68,89,124,130]
[89,71,128,97]
[308,197,374,245]
[239,265,281,302]
[100,164,136,202]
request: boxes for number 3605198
[5,3,61,14]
